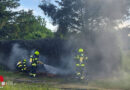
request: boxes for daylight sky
[16,0,130,31]
[17,0,57,31]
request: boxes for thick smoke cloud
[8,44,29,70]
[0,43,29,70]
[0,39,74,75]
[84,0,129,20]
[64,0,130,78]
[83,0,129,78]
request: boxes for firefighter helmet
[78,48,84,52]
[35,51,40,55]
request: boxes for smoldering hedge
[0,38,72,70]
[0,34,121,78]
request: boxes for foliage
[14,10,53,40]
[39,0,130,37]
[0,0,53,40]
[0,0,20,29]
[39,0,81,37]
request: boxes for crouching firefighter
[16,59,27,72]
[75,48,88,80]
[29,50,40,77]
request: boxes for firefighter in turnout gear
[75,48,88,80]
[16,59,27,72]
[21,59,27,72]
[29,50,40,77]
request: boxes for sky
[15,0,130,31]
[16,0,57,32]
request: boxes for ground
[0,51,130,90]
[0,70,130,90]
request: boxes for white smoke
[8,44,29,70]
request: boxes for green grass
[3,83,60,90]
[0,70,61,90]
[0,70,130,90]
[0,70,65,90]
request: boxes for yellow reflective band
[76,64,80,66]
[80,57,83,62]
[30,58,32,62]
[33,74,36,77]
[76,72,81,75]
[18,65,22,67]
[24,68,26,70]
[81,64,85,67]
[17,62,21,65]
[35,58,38,60]
[81,76,84,79]
[32,63,36,66]
[86,57,88,60]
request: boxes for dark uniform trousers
[30,55,39,77]
[75,53,88,80]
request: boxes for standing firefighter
[29,50,40,77]
[75,48,88,80]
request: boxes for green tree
[0,0,53,40]
[39,0,130,37]
[39,0,81,37]
[16,10,53,40]
[0,0,20,39]
[0,0,19,29]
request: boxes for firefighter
[29,50,40,77]
[75,48,88,80]
[16,59,28,72]
[21,59,27,72]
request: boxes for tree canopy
[39,0,82,37]
[0,0,20,29]
[39,0,130,37]
[0,0,53,40]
